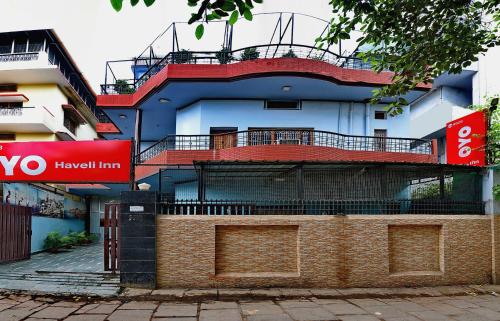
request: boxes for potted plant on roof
[282,49,297,58]
[172,49,193,64]
[240,47,260,61]
[216,47,233,64]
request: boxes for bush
[282,49,297,58]
[60,235,74,249]
[216,47,233,64]
[114,79,135,94]
[172,49,192,64]
[43,232,63,252]
[240,47,260,61]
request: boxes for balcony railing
[101,43,373,95]
[136,129,433,164]
[158,199,484,215]
[0,52,39,63]
[0,107,24,116]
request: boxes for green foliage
[110,0,155,11]
[172,49,193,64]
[114,79,135,94]
[216,47,233,64]
[195,24,204,40]
[471,96,500,166]
[282,49,297,58]
[240,47,259,61]
[43,232,63,251]
[494,184,500,201]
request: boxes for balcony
[0,106,58,132]
[136,129,437,167]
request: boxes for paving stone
[218,289,253,298]
[443,299,480,309]
[30,306,78,319]
[278,289,313,297]
[151,289,185,298]
[152,318,196,321]
[0,308,37,321]
[386,301,428,312]
[241,301,283,315]
[74,303,99,314]
[314,299,346,305]
[8,295,31,303]
[107,309,153,321]
[246,314,293,321]
[201,301,239,310]
[477,300,500,311]
[118,300,159,310]
[82,303,120,314]
[64,315,108,321]
[11,300,45,310]
[154,303,198,317]
[338,287,393,297]
[467,307,500,320]
[183,289,218,298]
[120,288,153,297]
[384,317,421,321]
[409,310,455,320]
[421,302,465,315]
[284,307,337,321]
[251,289,282,298]
[452,311,495,321]
[0,303,14,311]
[348,298,386,307]
[362,305,410,318]
[278,300,319,308]
[199,308,242,321]
[338,316,381,321]
[322,303,367,315]
[434,286,470,296]
[309,288,342,297]
[25,318,58,321]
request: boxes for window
[374,129,387,151]
[64,112,78,135]
[265,100,301,110]
[0,84,17,92]
[248,128,313,145]
[374,110,387,120]
[0,133,15,141]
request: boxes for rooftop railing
[101,43,372,95]
[136,129,433,164]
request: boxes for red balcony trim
[135,145,438,180]
[98,58,431,108]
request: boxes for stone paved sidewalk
[3,292,500,321]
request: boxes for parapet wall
[156,215,497,288]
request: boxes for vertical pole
[129,138,136,191]
[84,196,91,234]
[198,165,205,202]
[290,13,294,47]
[296,164,304,200]
[158,168,162,201]
[134,109,142,159]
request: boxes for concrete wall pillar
[120,191,157,289]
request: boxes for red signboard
[446,111,486,166]
[0,140,131,183]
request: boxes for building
[0,29,113,252]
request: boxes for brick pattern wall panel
[388,225,441,274]
[156,215,492,289]
[215,225,299,275]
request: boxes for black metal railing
[158,199,484,215]
[136,129,433,163]
[101,43,373,94]
[0,52,39,63]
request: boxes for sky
[0,0,351,93]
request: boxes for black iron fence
[136,129,433,164]
[101,44,373,94]
[158,199,484,215]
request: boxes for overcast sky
[0,0,349,92]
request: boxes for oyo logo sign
[457,125,472,158]
[0,155,47,176]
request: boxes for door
[210,127,238,149]
[0,204,32,263]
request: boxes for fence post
[120,191,157,289]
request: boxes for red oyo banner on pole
[446,111,486,167]
[0,140,132,183]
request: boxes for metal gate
[0,203,32,263]
[103,203,120,273]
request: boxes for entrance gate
[103,203,120,273]
[0,204,32,263]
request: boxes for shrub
[114,79,135,94]
[240,47,260,61]
[43,232,63,252]
[172,49,192,64]
[282,49,297,58]
[60,235,74,249]
[216,47,233,64]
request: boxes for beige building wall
[157,215,494,289]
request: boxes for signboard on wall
[446,111,486,166]
[0,140,131,183]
